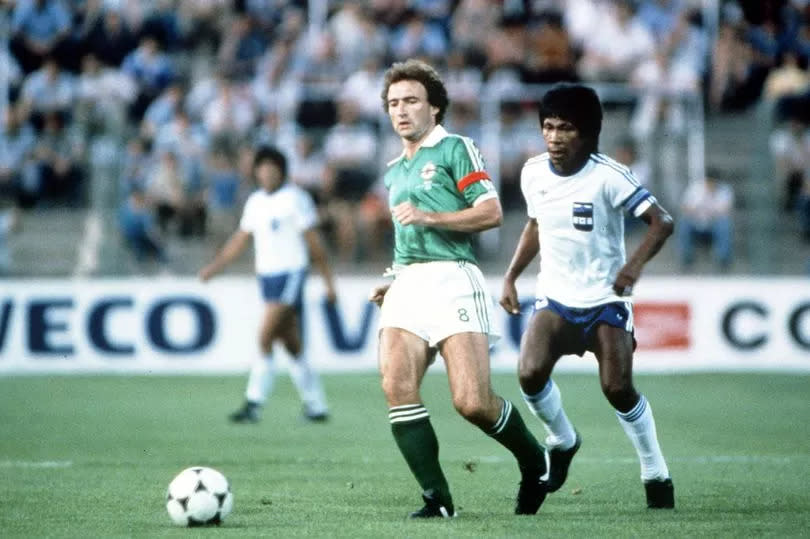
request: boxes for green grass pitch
[1,372,808,537]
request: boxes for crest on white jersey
[572,202,594,231]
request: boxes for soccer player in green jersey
[368,59,549,518]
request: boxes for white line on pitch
[472,455,798,464]
[0,460,73,468]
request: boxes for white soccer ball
[166,466,233,526]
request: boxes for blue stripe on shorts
[258,269,307,307]
[534,297,635,355]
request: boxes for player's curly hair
[538,83,603,152]
[252,145,287,179]
[381,59,449,125]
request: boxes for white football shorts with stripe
[378,260,500,348]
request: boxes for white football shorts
[378,260,500,347]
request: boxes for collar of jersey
[547,154,592,178]
[387,124,448,166]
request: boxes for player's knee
[518,360,548,392]
[452,394,489,425]
[380,376,418,405]
[601,381,636,410]
[283,339,301,357]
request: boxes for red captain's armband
[456,171,490,192]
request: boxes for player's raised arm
[304,227,337,303]
[613,202,674,296]
[198,229,251,282]
[500,218,540,314]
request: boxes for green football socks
[389,404,452,504]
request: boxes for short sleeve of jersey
[604,165,654,218]
[294,188,318,231]
[239,192,259,233]
[449,137,498,207]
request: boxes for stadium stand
[1,0,809,277]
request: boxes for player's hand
[613,264,640,296]
[369,284,391,307]
[391,201,428,226]
[198,265,215,283]
[500,280,521,315]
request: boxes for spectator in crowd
[1,48,24,103]
[81,3,137,68]
[578,0,655,82]
[146,149,205,238]
[763,51,810,101]
[390,8,448,63]
[119,184,167,267]
[329,1,387,74]
[443,49,483,104]
[339,55,385,124]
[710,17,771,112]
[10,0,73,74]
[139,0,184,53]
[770,116,810,211]
[141,82,185,142]
[74,52,136,136]
[122,35,174,121]
[32,111,86,206]
[154,109,209,167]
[203,143,243,243]
[18,56,75,127]
[636,0,683,39]
[201,77,258,144]
[119,136,152,199]
[498,102,545,210]
[677,170,735,271]
[0,107,39,207]
[216,13,267,81]
[522,10,579,84]
[484,16,527,82]
[288,133,328,205]
[630,46,700,208]
[322,99,379,261]
[178,0,229,53]
[443,100,480,141]
[450,0,500,63]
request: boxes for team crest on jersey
[572,202,594,231]
[419,162,437,190]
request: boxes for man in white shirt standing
[500,84,676,509]
[199,146,337,424]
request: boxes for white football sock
[522,379,577,449]
[287,355,328,415]
[616,395,670,481]
[244,354,276,404]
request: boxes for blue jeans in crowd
[676,217,733,269]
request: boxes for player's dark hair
[381,59,449,125]
[252,145,287,179]
[538,83,603,153]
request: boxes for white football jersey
[521,152,656,308]
[239,183,318,274]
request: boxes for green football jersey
[384,125,498,265]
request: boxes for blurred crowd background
[1,0,809,277]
